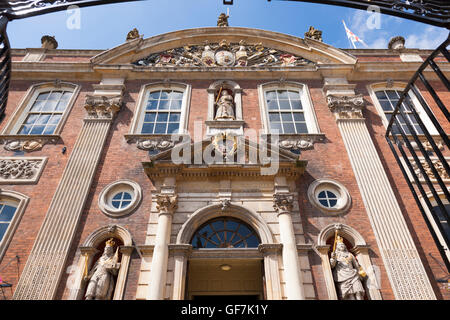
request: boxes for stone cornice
[258,243,283,255]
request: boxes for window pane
[121,201,131,208]
[30,125,45,135]
[167,123,179,134]
[277,90,288,99]
[318,191,326,198]
[61,91,72,101]
[281,112,293,122]
[144,113,156,123]
[156,113,168,122]
[42,100,58,111]
[169,113,180,122]
[55,100,69,111]
[283,123,295,133]
[267,100,278,110]
[160,91,170,99]
[169,91,183,100]
[0,205,16,222]
[24,114,39,124]
[30,100,45,112]
[380,100,393,112]
[141,123,154,134]
[111,201,121,209]
[295,122,308,133]
[36,114,50,125]
[37,92,50,100]
[375,91,387,99]
[278,100,290,110]
[158,100,170,110]
[293,112,305,121]
[49,91,63,100]
[170,99,182,110]
[112,192,123,200]
[49,114,61,125]
[290,100,303,110]
[329,200,338,207]
[0,223,8,241]
[149,91,161,100]
[43,125,56,134]
[154,123,167,134]
[269,113,280,122]
[19,125,32,135]
[288,90,300,99]
[265,91,276,100]
[146,100,158,110]
[386,90,399,100]
[123,192,132,200]
[270,122,282,133]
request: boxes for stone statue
[217,13,229,27]
[214,89,235,120]
[304,26,323,42]
[330,235,366,300]
[84,238,121,300]
[126,28,140,41]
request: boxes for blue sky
[7,0,449,50]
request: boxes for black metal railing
[386,33,450,272]
[0,16,11,122]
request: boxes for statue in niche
[84,238,121,300]
[214,88,235,120]
[330,234,366,300]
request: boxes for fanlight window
[191,217,260,249]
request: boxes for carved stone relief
[84,95,122,120]
[327,94,365,120]
[410,157,450,181]
[133,41,315,68]
[0,157,47,184]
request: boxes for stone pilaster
[13,84,124,300]
[273,192,305,300]
[325,82,436,300]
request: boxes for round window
[99,180,142,217]
[308,179,351,215]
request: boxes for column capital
[327,94,365,120]
[84,95,123,121]
[156,194,178,215]
[273,193,294,214]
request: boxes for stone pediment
[142,136,307,181]
[91,27,357,66]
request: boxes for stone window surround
[316,223,382,300]
[307,178,351,215]
[98,179,142,218]
[418,189,450,263]
[258,81,321,135]
[0,190,29,261]
[367,81,438,136]
[128,82,191,136]
[67,225,134,300]
[1,81,80,137]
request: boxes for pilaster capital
[273,193,294,214]
[156,194,178,214]
[84,95,123,120]
[327,94,365,120]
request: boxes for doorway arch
[172,203,282,300]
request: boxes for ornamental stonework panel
[0,157,47,184]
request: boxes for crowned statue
[214,88,235,120]
[330,233,366,300]
[84,238,121,300]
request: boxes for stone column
[326,90,436,300]
[13,90,123,300]
[170,244,192,300]
[147,192,178,300]
[273,193,305,300]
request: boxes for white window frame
[367,82,438,135]
[0,190,29,261]
[258,81,320,135]
[1,82,80,136]
[129,82,191,135]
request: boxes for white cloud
[405,26,448,49]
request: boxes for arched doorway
[186,217,264,300]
